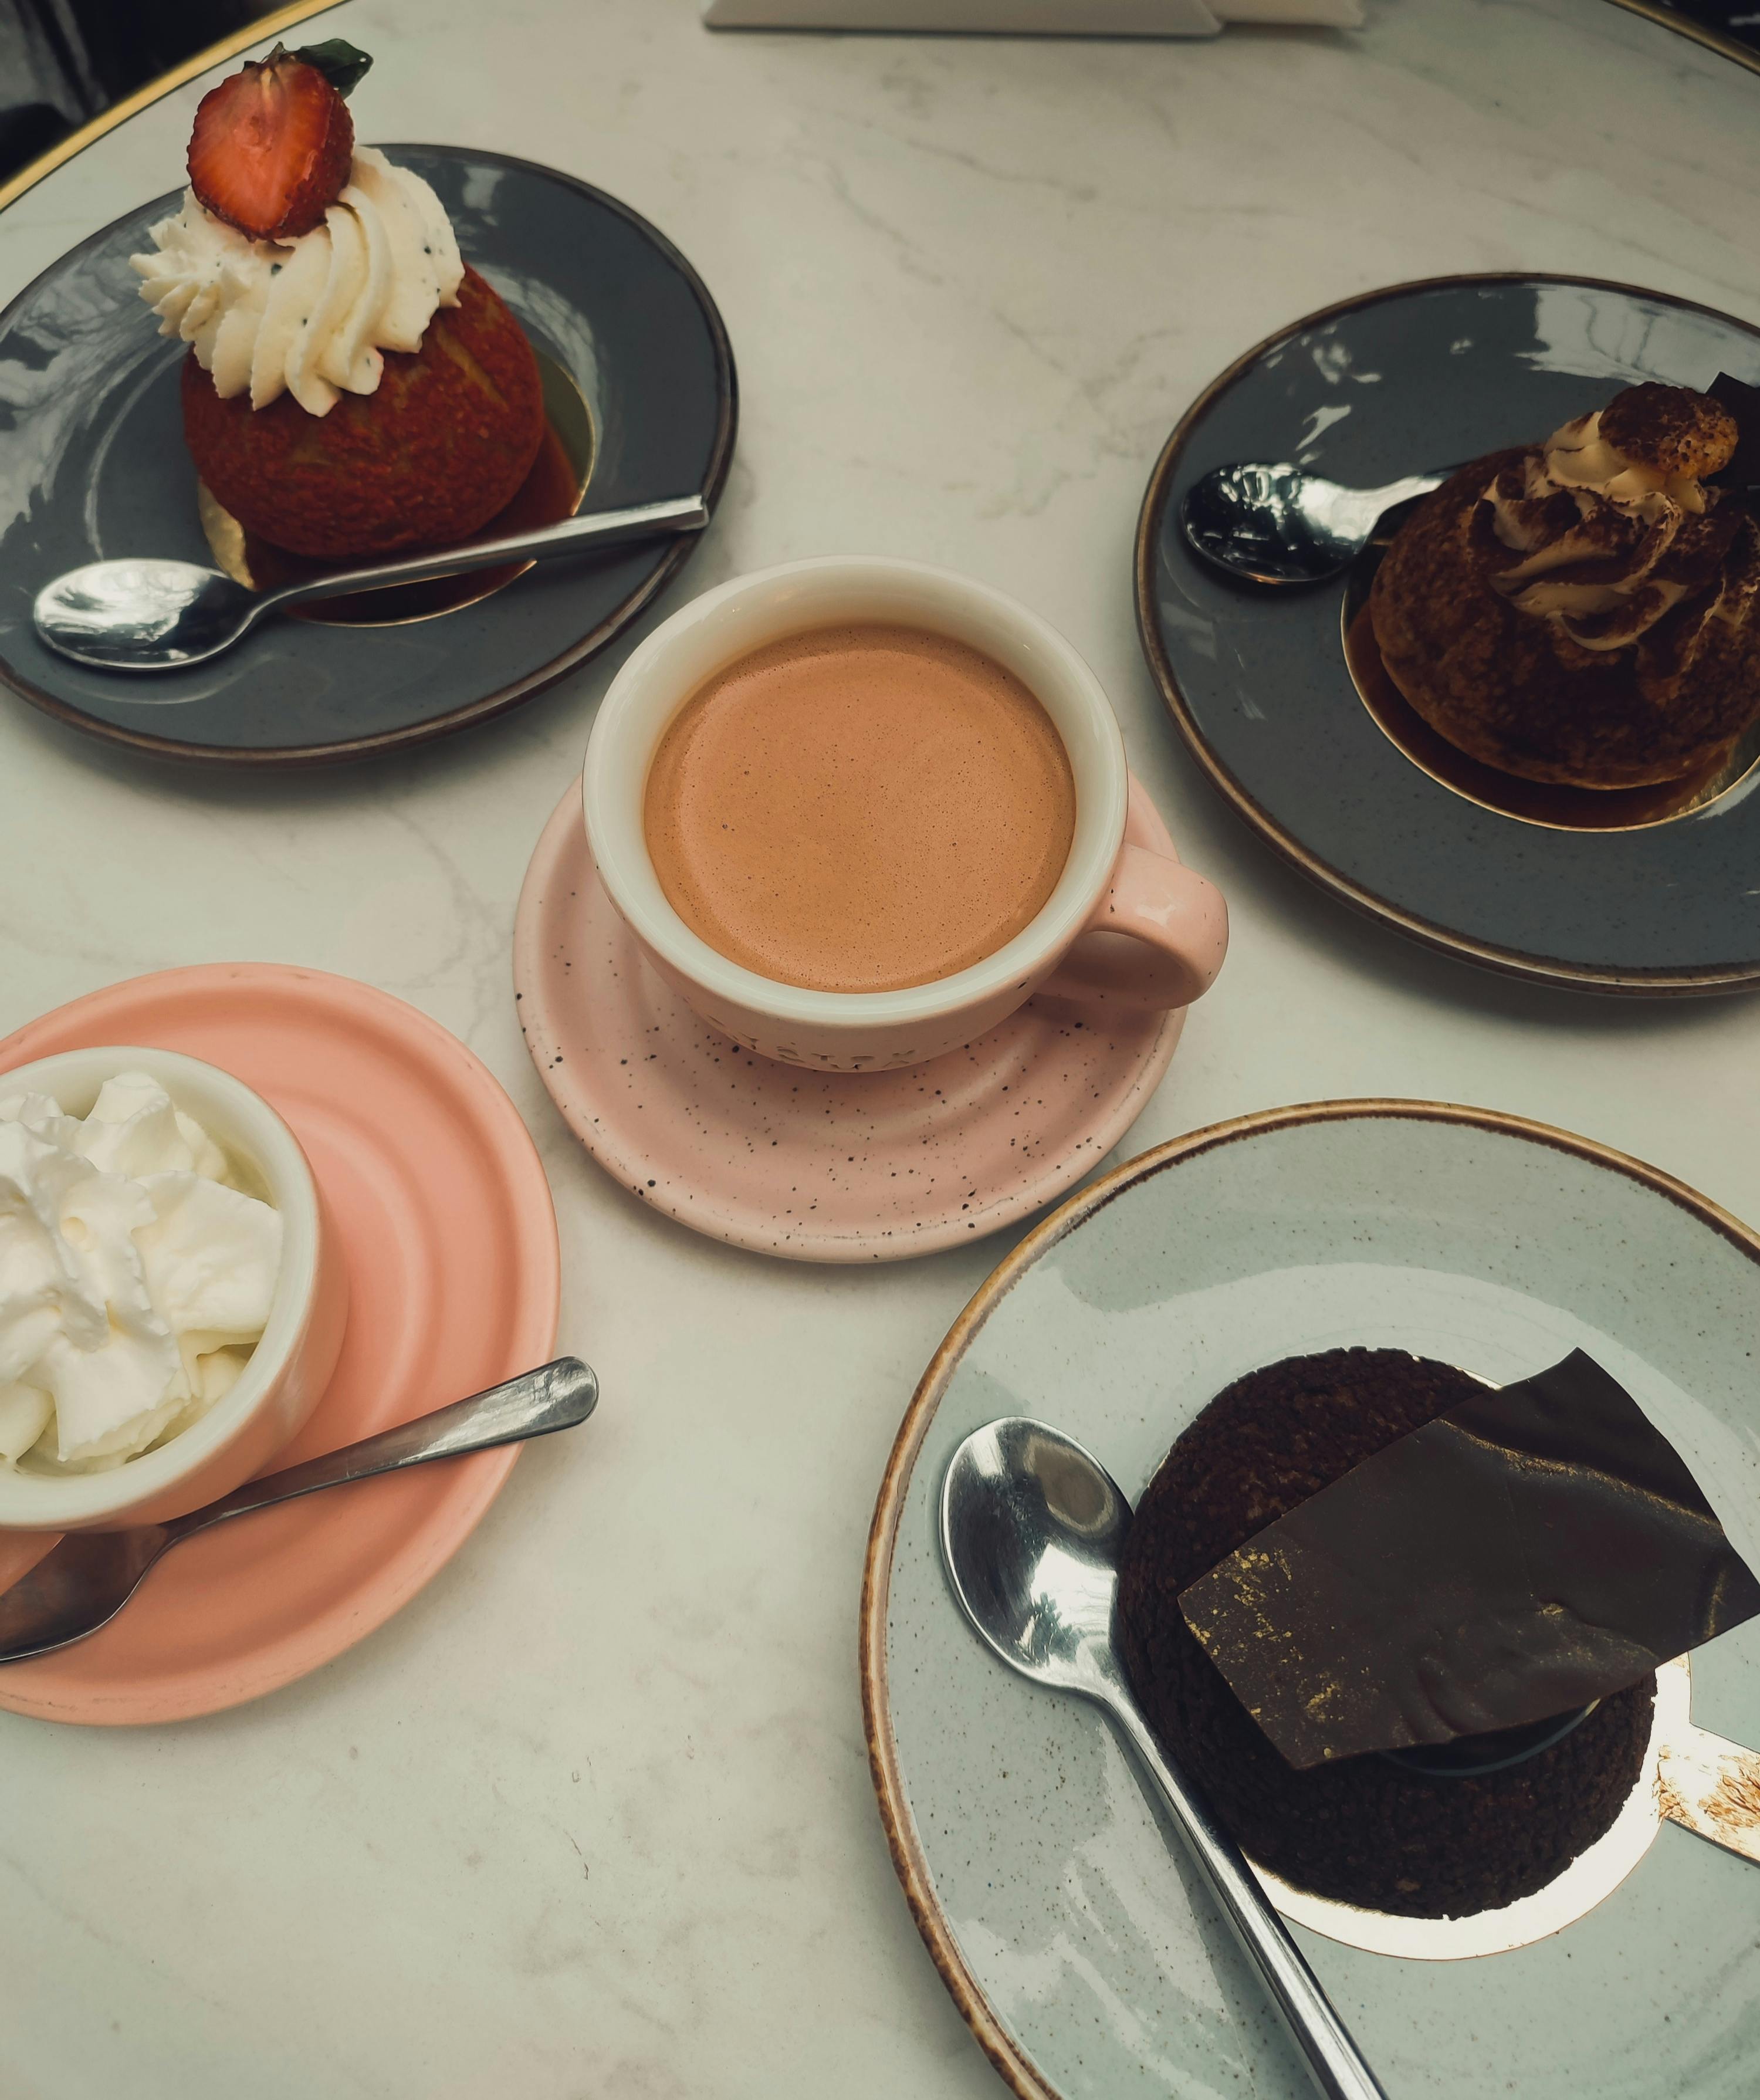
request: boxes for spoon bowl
[34,562,249,671]
[941,1416,1132,1697]
[1182,462,1445,586]
[0,1526,165,1658]
[940,1418,1386,2100]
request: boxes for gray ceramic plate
[0,146,736,764]
[1135,276,1760,995]
[863,1103,1760,2100]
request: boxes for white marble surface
[2,2,1759,2093]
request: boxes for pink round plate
[0,963,560,1726]
[514,779,1186,1262]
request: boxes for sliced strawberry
[187,45,357,243]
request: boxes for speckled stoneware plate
[0,146,735,764]
[862,1102,1760,2099]
[512,778,1185,1261]
[1135,276,1760,994]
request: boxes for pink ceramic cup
[0,1045,349,1531]
[583,557,1228,1072]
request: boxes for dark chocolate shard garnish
[1708,373,1760,488]
[1177,1350,1760,1770]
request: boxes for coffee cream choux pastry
[1370,383,1760,789]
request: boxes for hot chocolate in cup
[582,557,1227,1072]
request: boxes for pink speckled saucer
[513,778,1187,1262]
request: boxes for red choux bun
[181,265,544,562]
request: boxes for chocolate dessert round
[181,265,544,561]
[1369,384,1760,790]
[1115,1348,1655,1920]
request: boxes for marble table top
[1,1,1758,2093]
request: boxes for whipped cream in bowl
[0,1048,348,1531]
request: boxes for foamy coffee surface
[644,624,1077,994]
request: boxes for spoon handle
[1102,1687,1389,2100]
[258,496,709,616]
[1353,471,1446,526]
[164,1358,598,1540]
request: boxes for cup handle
[1038,836,1228,1013]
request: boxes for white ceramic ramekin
[0,1046,349,1531]
[583,556,1228,1071]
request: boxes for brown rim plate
[864,1100,1760,2096]
[0,146,736,765]
[1135,275,1760,995]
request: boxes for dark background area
[0,0,1756,188]
[1,0,278,182]
[1671,0,1760,49]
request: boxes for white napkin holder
[705,0,1362,32]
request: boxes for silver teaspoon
[0,1356,597,1662]
[33,495,709,673]
[941,1418,1387,2100]
[1182,461,1444,585]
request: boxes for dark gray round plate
[1135,275,1760,995]
[0,146,736,765]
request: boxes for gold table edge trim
[0,0,346,218]
[0,0,1755,224]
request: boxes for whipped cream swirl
[131,147,464,417]
[0,1075,282,1473]
[1483,411,1734,654]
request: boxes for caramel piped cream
[1484,411,1707,652]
